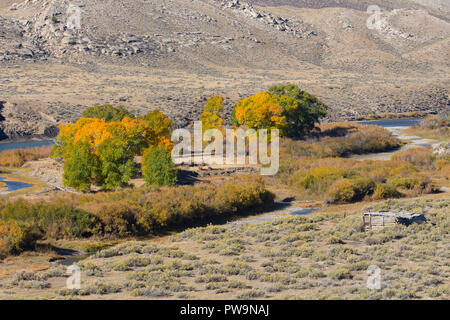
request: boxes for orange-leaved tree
[53,108,174,191]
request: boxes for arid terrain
[0,195,448,300]
[0,0,449,140]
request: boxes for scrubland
[0,119,448,300]
[0,177,273,258]
[267,123,447,203]
[0,197,447,300]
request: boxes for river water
[0,140,54,153]
[357,118,421,127]
[0,140,54,192]
[0,177,33,192]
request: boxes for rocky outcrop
[1,0,318,62]
[0,101,61,140]
[0,16,48,61]
[218,0,316,38]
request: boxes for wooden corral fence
[363,211,426,232]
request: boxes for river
[0,177,33,193]
[0,140,54,193]
[0,140,54,153]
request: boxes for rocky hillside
[0,0,448,140]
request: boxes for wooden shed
[363,211,426,232]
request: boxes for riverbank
[0,168,48,197]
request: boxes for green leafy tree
[142,146,177,186]
[56,110,174,191]
[82,105,134,122]
[97,140,138,190]
[63,141,101,191]
[96,122,146,190]
[268,84,328,137]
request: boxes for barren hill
[0,0,448,140]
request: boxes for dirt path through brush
[351,126,439,161]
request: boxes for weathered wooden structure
[363,211,426,231]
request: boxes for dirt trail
[351,126,439,161]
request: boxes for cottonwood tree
[55,108,175,191]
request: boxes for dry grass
[405,112,450,140]
[0,146,52,167]
[0,197,447,300]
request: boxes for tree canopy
[232,85,328,137]
[142,109,173,142]
[82,104,135,122]
[231,92,287,131]
[54,108,174,191]
[268,84,327,137]
[200,96,225,133]
[142,146,177,187]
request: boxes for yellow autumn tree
[231,92,287,131]
[200,96,225,133]
[53,108,174,190]
[142,110,174,150]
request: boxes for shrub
[297,167,350,194]
[372,183,401,200]
[326,179,356,204]
[283,124,401,158]
[0,199,101,240]
[88,202,139,236]
[388,174,433,193]
[407,111,450,138]
[441,164,450,180]
[326,177,375,204]
[353,177,377,198]
[59,281,122,296]
[329,267,353,280]
[142,146,177,186]
[326,235,344,244]
[0,220,36,258]
[0,176,274,257]
[236,289,265,299]
[391,147,435,170]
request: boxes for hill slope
[0,0,448,139]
